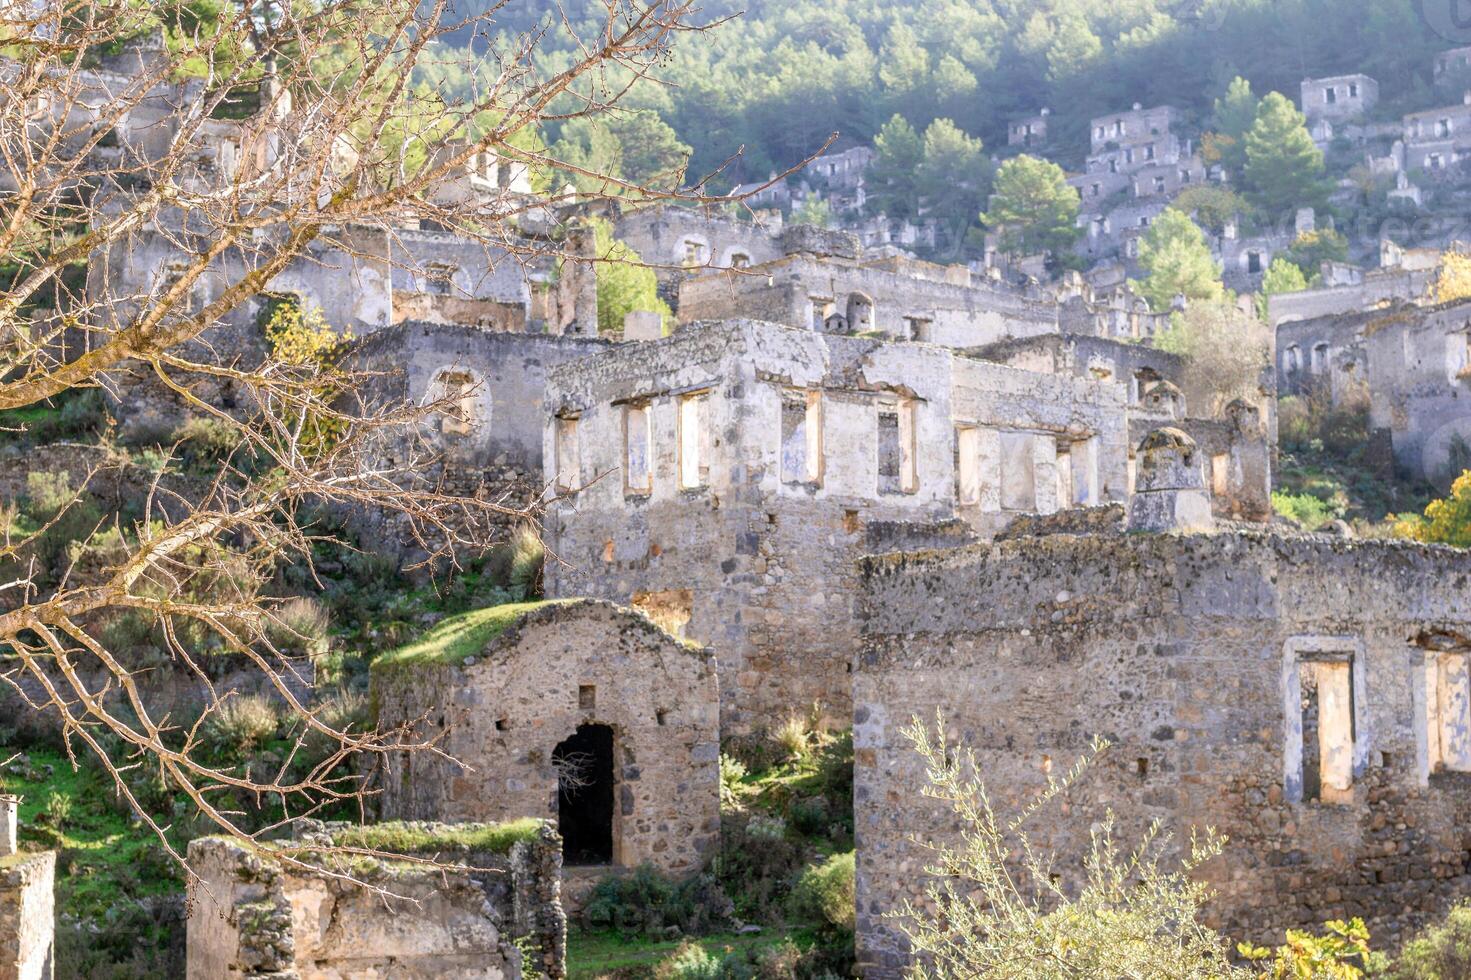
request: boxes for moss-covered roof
[370,600,571,671]
[328,818,544,857]
[370,597,707,674]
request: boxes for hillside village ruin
[21,27,1471,980]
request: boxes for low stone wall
[186,821,565,980]
[0,852,55,980]
[854,529,1471,976]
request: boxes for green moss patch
[330,818,543,856]
[371,600,568,671]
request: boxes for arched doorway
[552,724,615,865]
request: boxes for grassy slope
[370,599,566,670]
[0,747,183,919]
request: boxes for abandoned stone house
[968,332,1272,521]
[676,252,1067,348]
[1302,74,1379,125]
[370,600,721,897]
[540,318,1131,731]
[186,821,564,980]
[1008,109,1050,149]
[1363,298,1471,484]
[853,433,1471,977]
[339,323,609,560]
[1276,307,1375,402]
[1267,241,1444,326]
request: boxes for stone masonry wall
[371,600,721,881]
[544,320,1132,731]
[853,530,1471,977]
[186,823,564,980]
[0,852,54,980]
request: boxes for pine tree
[1206,76,1258,176]
[1131,208,1223,312]
[1242,92,1330,217]
[1258,258,1309,320]
[868,114,924,219]
[982,155,1080,260]
[917,119,989,250]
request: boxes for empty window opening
[424,262,457,295]
[1246,251,1263,274]
[956,426,981,506]
[1325,87,1337,105]
[1055,444,1074,509]
[553,724,615,866]
[1425,651,1471,774]
[1349,83,1359,98]
[877,398,918,494]
[1312,342,1331,374]
[579,684,597,710]
[904,316,933,342]
[1299,659,1354,804]
[682,239,706,268]
[495,718,509,732]
[555,414,580,492]
[623,402,652,495]
[159,261,196,313]
[435,370,478,436]
[656,709,669,726]
[810,298,834,331]
[678,392,710,490]
[846,293,875,334]
[1000,431,1037,511]
[1136,757,1149,778]
[1284,345,1302,375]
[781,389,823,485]
[632,589,692,639]
[729,252,751,269]
[1211,452,1230,497]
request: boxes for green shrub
[813,729,853,839]
[485,525,545,599]
[773,716,811,763]
[1272,490,1341,531]
[1385,902,1471,978]
[655,942,723,980]
[268,596,331,656]
[200,695,282,760]
[42,790,74,829]
[790,851,855,932]
[713,814,806,923]
[719,754,748,809]
[172,416,239,465]
[581,863,734,937]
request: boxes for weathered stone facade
[371,601,721,883]
[543,319,1130,731]
[854,526,1471,977]
[0,796,51,980]
[676,253,1061,346]
[1363,298,1471,483]
[186,821,564,980]
[341,323,608,559]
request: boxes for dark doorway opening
[553,724,615,865]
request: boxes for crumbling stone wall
[0,852,54,980]
[371,600,721,881]
[186,823,564,980]
[1276,308,1376,402]
[854,529,1471,977]
[340,323,607,560]
[543,320,1129,731]
[1363,298,1471,483]
[676,254,1060,346]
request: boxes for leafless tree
[0,0,745,881]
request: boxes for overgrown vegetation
[329,817,544,856]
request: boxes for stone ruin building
[540,318,1134,731]
[187,820,564,980]
[0,796,52,980]
[370,600,721,904]
[853,434,1471,977]
[1274,295,1471,485]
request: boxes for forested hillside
[427,0,1455,183]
